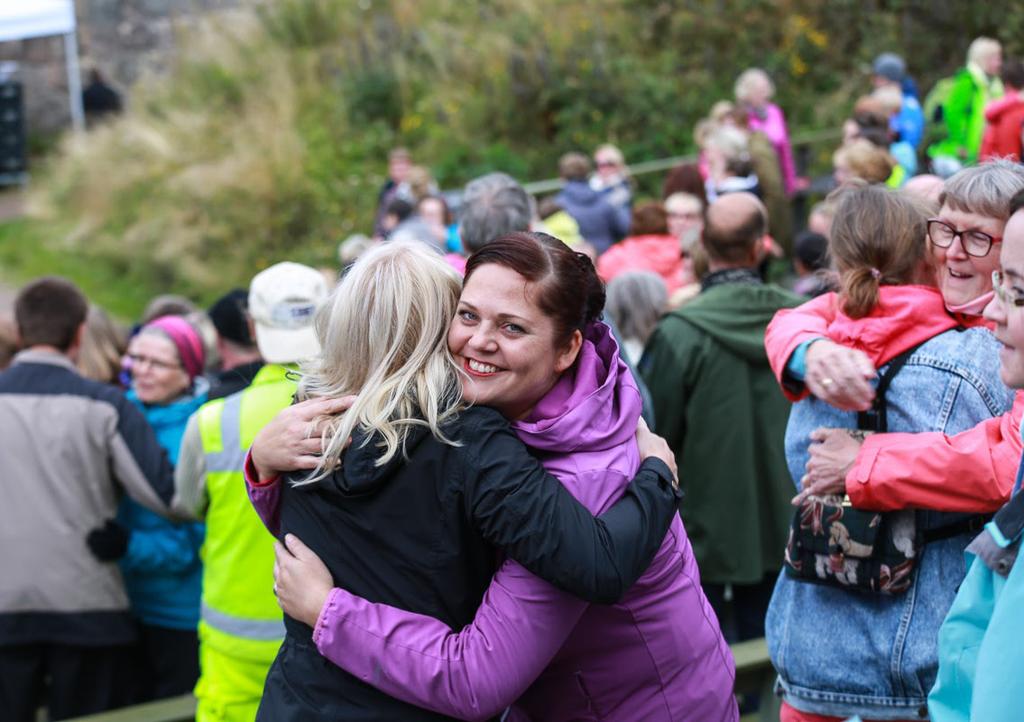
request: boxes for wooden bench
[65,639,778,722]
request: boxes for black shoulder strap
[857,339,930,433]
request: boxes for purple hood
[513,321,640,459]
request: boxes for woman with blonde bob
[246,240,683,722]
[764,185,1013,721]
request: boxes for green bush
[14,0,1024,315]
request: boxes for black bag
[784,341,987,595]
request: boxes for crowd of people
[2,39,1024,722]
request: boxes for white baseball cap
[248,262,330,364]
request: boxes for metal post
[64,30,84,132]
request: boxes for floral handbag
[785,342,924,595]
[784,340,988,595]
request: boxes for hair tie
[870,268,882,280]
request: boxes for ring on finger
[820,377,834,387]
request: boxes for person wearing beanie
[207,289,264,400]
[872,52,925,149]
[85,314,209,702]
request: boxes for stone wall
[0,0,243,135]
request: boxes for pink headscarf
[144,315,205,380]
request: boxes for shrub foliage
[25,0,1024,308]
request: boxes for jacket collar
[701,267,762,292]
[12,348,77,371]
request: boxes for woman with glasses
[761,161,1024,720]
[590,143,633,217]
[84,315,208,702]
[763,184,1014,722]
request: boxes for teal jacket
[929,459,1024,721]
[119,384,207,629]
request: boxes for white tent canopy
[0,0,83,131]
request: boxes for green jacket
[641,278,802,585]
[929,64,1004,164]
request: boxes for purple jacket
[291,324,737,721]
[746,102,797,195]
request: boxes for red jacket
[980,91,1024,162]
[596,234,685,292]
[764,286,1019,513]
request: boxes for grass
[0,218,155,319]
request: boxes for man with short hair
[174,262,329,722]
[458,171,533,254]
[555,152,629,254]
[206,289,263,401]
[641,193,802,644]
[0,277,177,721]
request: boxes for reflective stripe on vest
[206,391,245,472]
[200,600,285,641]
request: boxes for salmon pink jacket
[764,285,1022,514]
[596,233,687,293]
[252,323,737,722]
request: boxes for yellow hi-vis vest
[197,364,296,662]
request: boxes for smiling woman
[451,232,600,420]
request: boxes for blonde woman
[833,138,897,186]
[246,241,681,721]
[735,67,799,194]
[76,305,128,385]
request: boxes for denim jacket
[766,325,1015,720]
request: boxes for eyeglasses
[127,353,182,372]
[927,219,1002,258]
[595,160,618,168]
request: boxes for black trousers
[702,573,777,644]
[132,624,200,702]
[0,642,137,722]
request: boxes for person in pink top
[596,201,687,293]
[250,233,738,721]
[764,161,1024,517]
[735,68,801,195]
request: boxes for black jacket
[257,406,676,721]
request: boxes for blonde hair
[734,68,774,104]
[833,139,896,185]
[77,305,127,384]
[829,184,930,318]
[594,143,626,168]
[967,37,1001,67]
[294,241,464,484]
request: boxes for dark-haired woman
[250,233,737,721]
[764,186,1014,721]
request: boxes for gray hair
[967,37,1000,67]
[605,271,668,347]
[459,172,532,253]
[734,68,774,104]
[940,159,1024,221]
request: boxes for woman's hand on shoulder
[635,418,678,488]
[250,396,357,481]
[274,533,334,628]
[804,339,877,411]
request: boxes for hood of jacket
[985,91,1024,122]
[319,422,432,499]
[823,285,965,365]
[512,321,640,456]
[675,281,802,363]
[558,180,604,207]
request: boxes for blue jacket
[119,383,208,630]
[556,180,629,254]
[892,94,925,149]
[766,326,1014,719]
[929,456,1024,721]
